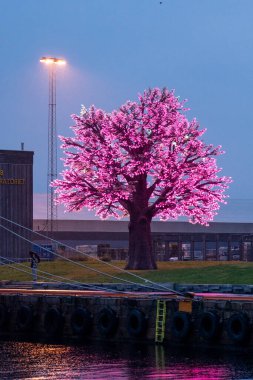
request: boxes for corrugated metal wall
[0,150,33,260]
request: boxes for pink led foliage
[53,88,231,269]
[54,88,230,223]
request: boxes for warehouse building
[0,149,34,260]
[33,219,253,262]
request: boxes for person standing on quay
[29,251,40,282]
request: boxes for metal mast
[40,57,66,234]
[47,62,57,233]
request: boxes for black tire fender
[127,308,147,337]
[44,308,63,337]
[97,308,118,337]
[70,307,92,336]
[198,311,220,341]
[16,305,33,331]
[171,311,191,340]
[226,312,250,343]
[0,304,7,329]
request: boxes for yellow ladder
[155,300,166,343]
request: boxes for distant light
[40,57,66,65]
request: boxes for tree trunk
[125,214,157,270]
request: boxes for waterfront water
[0,341,253,380]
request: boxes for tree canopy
[54,87,231,226]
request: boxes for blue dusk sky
[1,0,253,221]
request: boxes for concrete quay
[1,280,252,294]
[0,284,253,350]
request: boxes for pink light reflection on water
[144,363,231,380]
[0,341,246,380]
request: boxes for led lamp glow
[40,57,66,65]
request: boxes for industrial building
[33,219,253,262]
[0,149,34,260]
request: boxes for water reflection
[0,340,252,379]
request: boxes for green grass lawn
[1,260,253,285]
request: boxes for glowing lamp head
[40,57,66,65]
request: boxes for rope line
[0,255,129,293]
[0,223,156,291]
[0,256,75,287]
[0,215,184,295]
[0,222,171,293]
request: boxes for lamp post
[40,57,66,234]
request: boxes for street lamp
[40,56,66,234]
[40,57,66,65]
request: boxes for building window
[193,241,203,260]
[218,241,228,261]
[243,242,252,261]
[168,242,179,261]
[206,241,217,260]
[182,242,191,261]
[230,241,240,260]
[154,240,166,261]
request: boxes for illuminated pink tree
[54,88,231,269]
